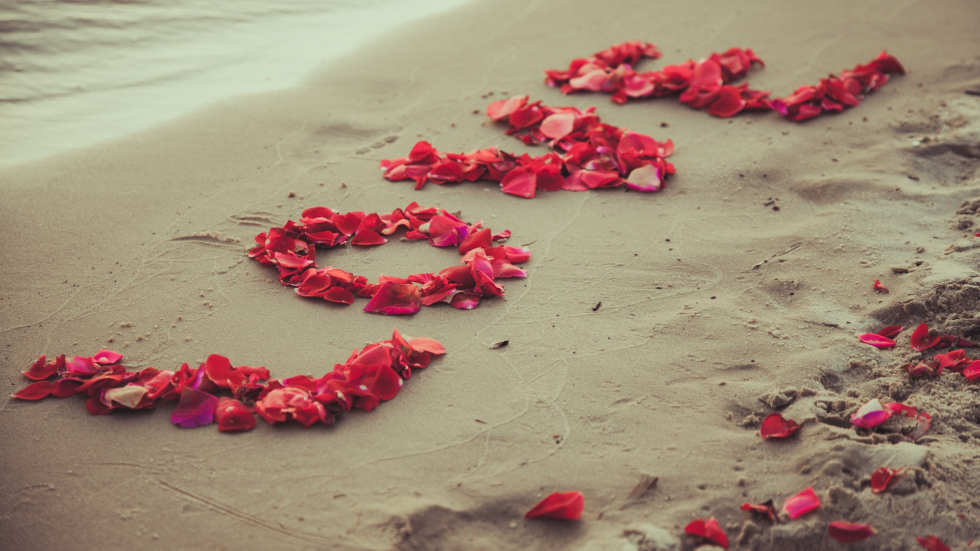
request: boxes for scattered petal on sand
[782,487,820,519]
[910,323,941,351]
[964,360,980,381]
[170,387,218,428]
[872,279,889,292]
[850,398,892,428]
[760,413,801,439]
[871,467,903,493]
[828,521,876,542]
[876,325,903,338]
[859,333,896,348]
[916,536,951,551]
[524,491,585,520]
[741,501,778,524]
[684,517,729,549]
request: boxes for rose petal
[964,360,980,381]
[707,85,746,117]
[13,381,56,401]
[910,323,941,351]
[760,413,801,439]
[540,113,576,140]
[782,487,820,519]
[741,501,778,524]
[906,412,931,440]
[102,385,148,409]
[850,398,892,428]
[524,491,584,521]
[916,536,951,551]
[870,467,902,494]
[92,350,124,365]
[215,397,256,432]
[828,521,876,542]
[363,282,421,315]
[684,517,729,549]
[625,164,664,192]
[872,279,889,293]
[859,333,896,348]
[22,354,61,381]
[170,387,218,428]
[876,325,903,338]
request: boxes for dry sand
[2,0,979,549]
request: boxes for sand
[1,0,979,549]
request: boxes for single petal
[102,385,149,409]
[707,85,746,117]
[782,487,820,519]
[92,350,124,365]
[683,517,729,549]
[740,501,778,524]
[524,491,585,521]
[170,387,218,428]
[916,536,951,551]
[910,323,941,351]
[828,521,876,542]
[203,354,235,388]
[850,398,892,428]
[859,333,896,348]
[13,381,55,401]
[369,364,403,401]
[540,113,577,140]
[22,355,61,381]
[906,412,931,440]
[876,325,903,338]
[215,397,256,432]
[625,164,664,192]
[870,467,902,494]
[872,279,889,292]
[363,282,421,315]
[964,360,980,381]
[760,413,801,439]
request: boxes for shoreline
[2,0,979,549]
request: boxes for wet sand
[1,0,979,549]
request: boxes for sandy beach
[2,0,979,549]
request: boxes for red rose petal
[910,323,941,351]
[524,491,584,521]
[872,279,889,293]
[870,467,902,493]
[684,517,729,549]
[782,487,820,519]
[828,521,876,542]
[22,354,62,381]
[760,413,801,439]
[741,500,778,524]
[363,282,421,315]
[707,85,746,117]
[917,536,951,551]
[215,397,256,432]
[13,381,56,401]
[92,349,123,365]
[859,333,896,348]
[964,360,980,381]
[876,325,903,338]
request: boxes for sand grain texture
[2,0,979,549]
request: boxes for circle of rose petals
[248,202,530,314]
[13,329,445,431]
[381,98,675,198]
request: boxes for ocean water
[0,0,471,166]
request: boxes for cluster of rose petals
[683,517,729,549]
[870,467,902,494]
[828,521,876,542]
[770,51,905,121]
[782,487,820,519]
[860,323,978,382]
[248,203,529,312]
[544,40,663,102]
[13,350,270,428]
[760,412,801,439]
[547,45,769,117]
[382,99,675,197]
[524,491,585,521]
[12,330,446,432]
[849,398,932,439]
